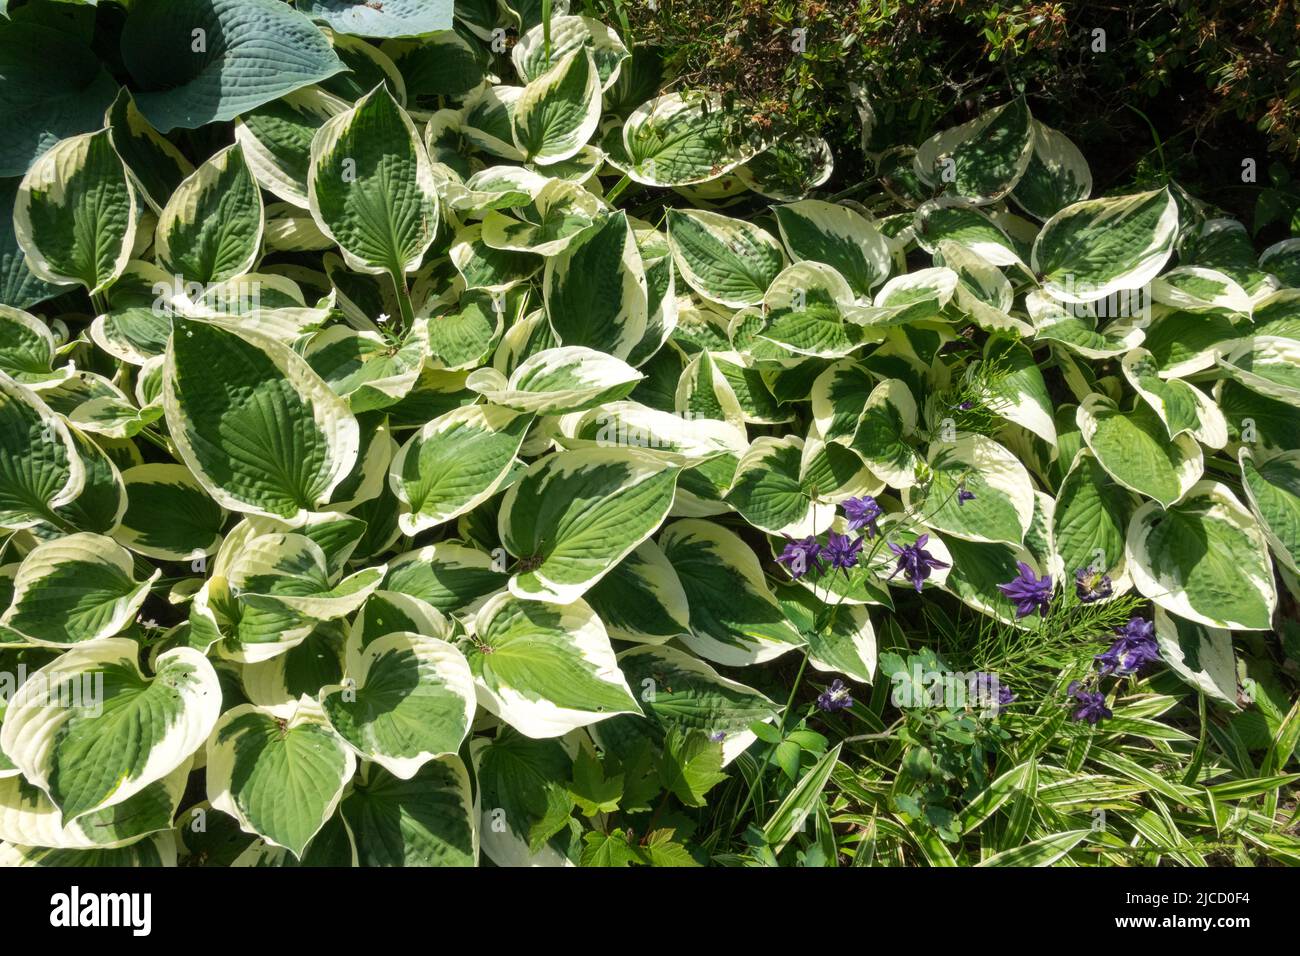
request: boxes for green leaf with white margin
[905,434,1034,546]
[308,84,439,276]
[982,336,1056,445]
[382,542,508,617]
[227,532,384,623]
[1077,394,1203,508]
[1240,447,1300,576]
[773,199,890,299]
[0,304,60,385]
[612,92,761,187]
[481,179,602,256]
[340,757,477,867]
[54,425,127,536]
[163,317,360,523]
[1122,347,1228,448]
[106,89,194,214]
[0,832,178,867]
[1010,118,1092,221]
[499,448,679,603]
[426,289,508,371]
[449,223,540,293]
[666,208,784,308]
[512,15,629,90]
[939,535,1045,626]
[1030,188,1178,304]
[736,131,834,203]
[206,698,355,859]
[1218,335,1300,404]
[242,623,346,716]
[304,320,427,413]
[584,539,691,645]
[1151,266,1252,315]
[234,86,348,208]
[114,463,225,562]
[466,345,641,414]
[1153,608,1240,710]
[389,403,531,535]
[1,638,220,822]
[470,729,578,867]
[725,434,847,537]
[848,377,920,488]
[659,519,804,666]
[915,98,1033,204]
[854,266,959,327]
[14,129,136,294]
[155,143,264,284]
[913,198,1026,269]
[763,743,842,854]
[759,261,865,357]
[322,631,475,778]
[0,179,73,310]
[591,644,778,767]
[0,374,84,529]
[777,584,876,685]
[544,211,647,359]
[511,47,601,166]
[464,592,640,738]
[1026,290,1146,359]
[1051,450,1138,592]
[810,360,874,445]
[0,533,159,648]
[1127,480,1277,631]
[555,399,748,466]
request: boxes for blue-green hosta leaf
[467,345,641,414]
[155,143,264,284]
[1077,395,1202,508]
[383,543,507,617]
[666,208,784,308]
[106,89,194,214]
[1010,118,1092,221]
[1030,188,1179,304]
[465,592,640,737]
[658,519,804,666]
[14,129,136,295]
[848,377,919,488]
[120,0,345,133]
[544,211,647,359]
[206,699,355,859]
[915,98,1033,204]
[773,199,890,299]
[0,373,83,529]
[163,318,360,522]
[499,448,679,603]
[1218,335,1300,404]
[0,532,158,647]
[234,86,348,208]
[470,729,578,867]
[308,84,439,276]
[1153,608,1240,710]
[1127,480,1277,631]
[304,320,427,412]
[114,463,225,562]
[390,403,531,535]
[481,179,603,256]
[1239,447,1300,576]
[777,584,877,685]
[1122,347,1227,448]
[322,631,475,778]
[584,539,691,645]
[1051,451,1138,596]
[905,434,1034,546]
[591,644,778,766]
[512,14,629,90]
[611,92,761,187]
[340,757,476,866]
[301,0,454,38]
[511,47,601,166]
[1,639,220,822]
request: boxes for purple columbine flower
[956,400,975,411]
[817,679,854,712]
[822,532,864,571]
[842,495,883,538]
[1067,681,1112,725]
[886,533,950,593]
[1096,616,1161,675]
[708,730,727,743]
[996,562,1053,618]
[1075,567,1113,604]
[970,672,1015,709]
[956,487,976,506]
[777,536,823,580]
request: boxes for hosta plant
[0,0,1295,867]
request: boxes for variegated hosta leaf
[1031,188,1179,304]
[512,47,602,166]
[1127,480,1277,631]
[163,318,360,522]
[810,360,875,445]
[383,543,507,617]
[322,631,475,778]
[1051,451,1138,593]
[848,377,919,488]
[207,699,356,859]
[0,374,84,529]
[1010,118,1092,221]
[981,336,1056,445]
[666,208,784,308]
[106,89,195,214]
[305,320,428,412]
[905,434,1034,546]
[228,531,383,625]
[1026,291,1146,359]
[1218,335,1300,404]
[512,14,629,90]
[777,584,877,685]
[1239,447,1300,576]
[235,86,349,208]
[155,143,264,284]
[471,729,579,867]
[466,345,641,414]
[759,262,864,357]
[499,448,679,603]
[658,519,804,666]
[915,98,1033,204]
[1121,347,1227,448]
[464,592,641,738]
[1153,608,1240,709]
[544,211,648,359]
[340,758,477,867]
[114,463,225,562]
[555,400,747,465]
[14,129,136,294]
[611,92,761,187]
[308,84,439,276]
[0,533,159,647]
[773,199,890,300]
[856,266,958,327]
[726,434,859,537]
[737,132,834,202]
[1,639,220,822]
[481,179,602,256]
[1077,394,1202,508]
[389,403,531,535]
[913,199,1026,269]
[583,539,691,645]
[1151,266,1252,315]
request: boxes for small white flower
[376,312,390,324]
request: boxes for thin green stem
[390,269,416,332]
[603,174,632,206]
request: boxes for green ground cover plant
[0,0,1295,867]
